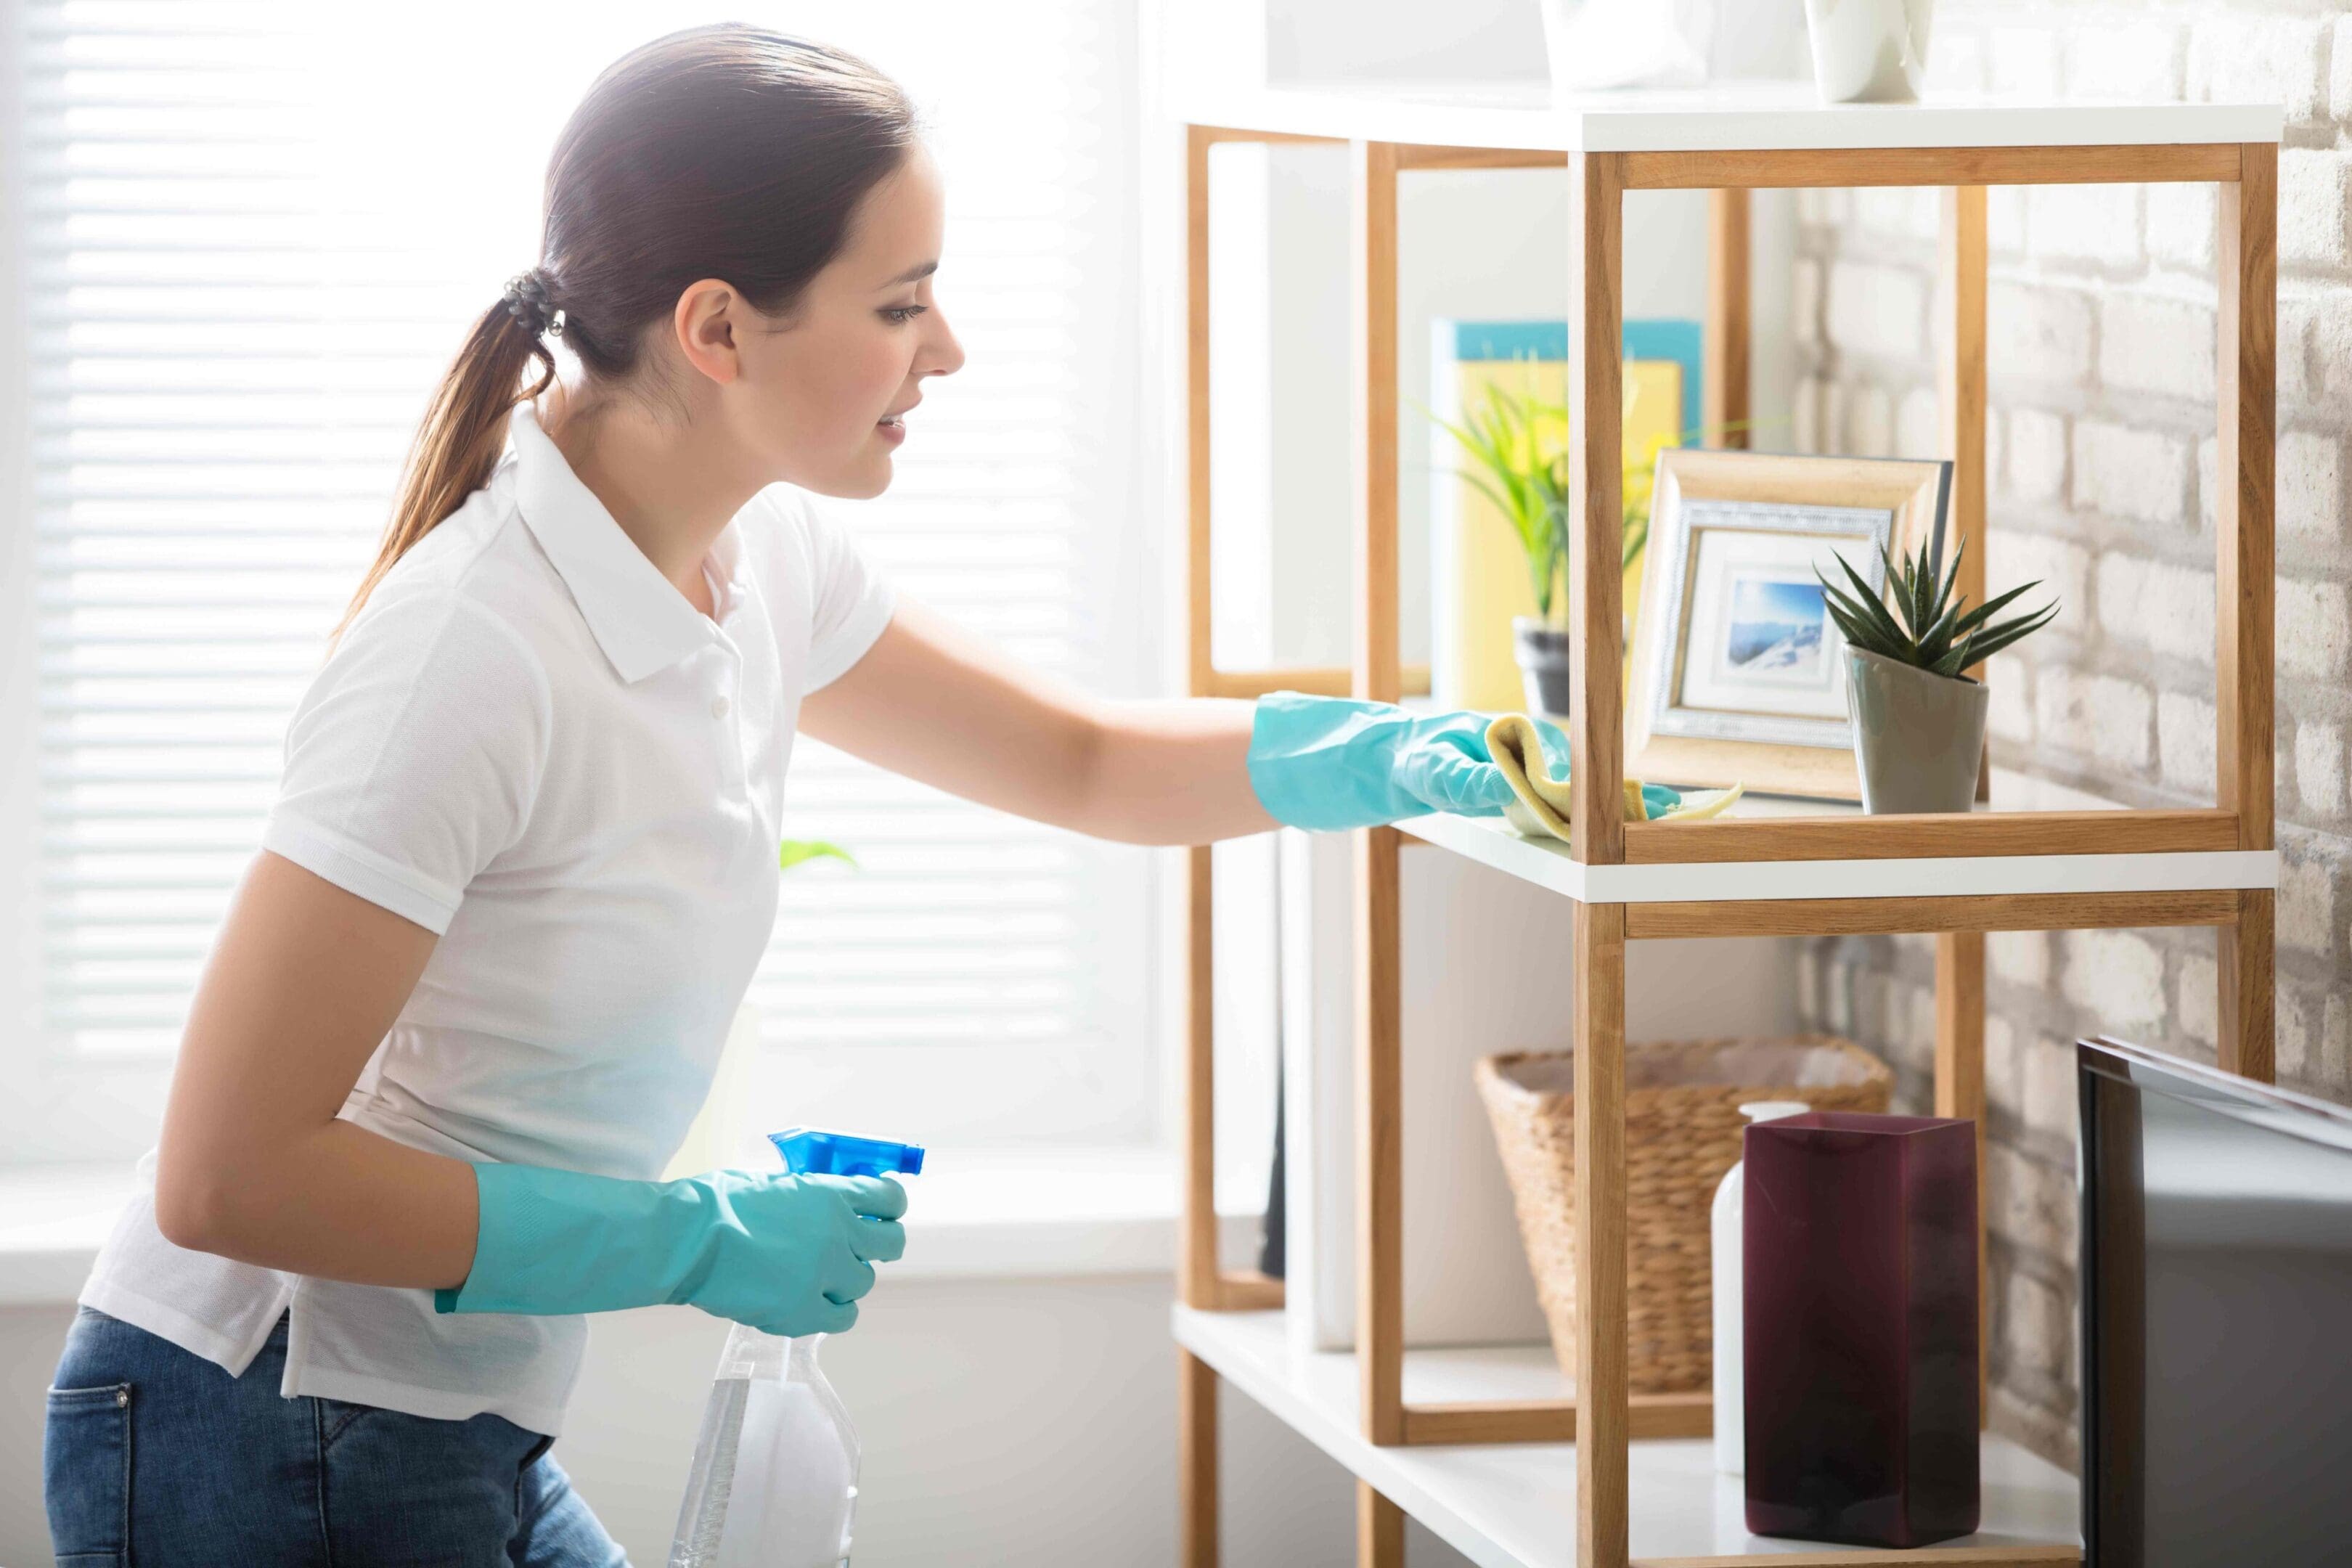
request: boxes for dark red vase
[1743,1111,1979,1548]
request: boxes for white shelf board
[1181,78,2281,155]
[1395,769,2276,907]
[1175,1306,2079,1568]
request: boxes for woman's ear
[671,279,743,385]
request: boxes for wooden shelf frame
[1176,1306,2083,1568]
[1177,114,2277,1568]
[1179,122,1431,1334]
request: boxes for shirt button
[711,695,731,720]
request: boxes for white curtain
[14,0,1156,1154]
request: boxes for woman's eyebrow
[878,259,937,289]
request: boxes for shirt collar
[508,400,741,685]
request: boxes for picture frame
[1627,449,1952,801]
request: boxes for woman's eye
[883,304,928,324]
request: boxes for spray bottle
[667,1128,925,1568]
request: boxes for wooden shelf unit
[1177,81,2282,1568]
[1174,1307,2082,1568]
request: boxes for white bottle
[669,1326,859,1568]
[1711,1099,1810,1476]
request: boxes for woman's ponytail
[330,25,918,645]
[330,272,558,645]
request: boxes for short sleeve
[260,592,554,935]
[794,491,897,692]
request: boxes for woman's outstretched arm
[797,595,1279,847]
[152,850,480,1287]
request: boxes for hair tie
[502,269,559,338]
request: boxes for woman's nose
[925,312,965,377]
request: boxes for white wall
[0,1275,1486,1568]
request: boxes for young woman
[44,24,1562,1566]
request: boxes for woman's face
[730,143,964,499]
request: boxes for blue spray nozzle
[767,1127,926,1179]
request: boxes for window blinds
[23,2,1144,1080]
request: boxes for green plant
[780,839,856,872]
[1426,379,1575,621]
[1816,534,2057,680]
[1422,368,1748,627]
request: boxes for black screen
[2079,1040,2352,1567]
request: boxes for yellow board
[1437,357,1688,714]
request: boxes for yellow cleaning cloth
[1483,714,1744,843]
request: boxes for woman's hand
[1242,692,1569,831]
[438,1165,907,1337]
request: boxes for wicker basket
[1474,1034,1891,1394]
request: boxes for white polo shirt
[78,401,897,1435]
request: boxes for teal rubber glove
[435,1161,907,1337]
[1244,691,1682,831]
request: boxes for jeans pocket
[317,1395,381,1454]
[45,1381,131,1568]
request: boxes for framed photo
[1627,449,1951,801]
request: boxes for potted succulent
[1430,377,1657,717]
[1816,534,2057,814]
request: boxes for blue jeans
[44,1305,630,1567]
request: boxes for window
[4,0,1158,1161]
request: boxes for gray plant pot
[1844,646,1988,814]
[1514,616,1575,718]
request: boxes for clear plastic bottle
[669,1324,860,1568]
[667,1130,923,1568]
[1710,1100,1809,1477]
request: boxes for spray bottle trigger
[767,1127,926,1179]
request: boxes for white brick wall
[1825,260,1926,358]
[2179,952,2219,1047]
[2062,18,2181,102]
[2146,181,2216,271]
[1793,0,2352,1475]
[2333,16,2352,124]
[2059,929,2166,1027]
[2073,420,2191,526]
[2097,293,2216,403]
[2279,576,2351,679]
[2298,718,2345,817]
[1989,531,2089,611]
[2157,690,2218,794]
[2279,854,2337,957]
[2308,288,2352,400]
[2188,14,2328,119]
[1988,928,2050,988]
[2282,150,2352,268]
[2004,406,2067,499]
[2280,430,2344,542]
[2035,666,2154,769]
[2027,183,2142,269]
[1989,279,2093,383]
[2094,553,2214,663]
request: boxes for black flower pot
[1513,616,1575,719]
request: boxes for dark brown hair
[334,24,920,638]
